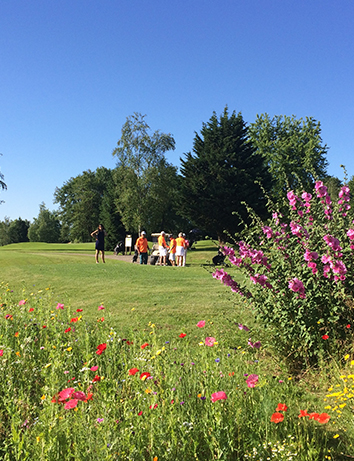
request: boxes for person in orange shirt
[169,234,177,266]
[176,232,186,267]
[158,231,169,265]
[135,231,149,265]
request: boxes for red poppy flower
[298,409,309,418]
[65,327,72,333]
[270,412,284,423]
[316,413,330,424]
[322,334,329,340]
[42,325,47,329]
[90,366,98,371]
[28,308,34,312]
[76,309,83,312]
[149,403,158,409]
[72,391,86,401]
[141,343,149,349]
[211,391,228,402]
[276,403,288,412]
[129,368,139,376]
[96,343,107,355]
[308,412,320,420]
[179,333,187,338]
[92,375,101,383]
[138,410,143,415]
[84,393,93,402]
[70,317,78,323]
[127,340,133,345]
[58,387,75,402]
[64,399,78,410]
[140,372,151,380]
[346,324,351,329]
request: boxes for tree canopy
[28,203,61,243]
[179,107,272,242]
[248,114,328,201]
[112,113,178,233]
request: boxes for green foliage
[112,113,178,234]
[54,167,124,246]
[0,217,11,246]
[179,107,272,242]
[249,114,328,202]
[28,203,61,243]
[215,181,354,370]
[8,218,30,244]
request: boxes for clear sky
[1,0,354,222]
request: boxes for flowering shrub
[213,181,354,368]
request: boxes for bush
[213,181,354,369]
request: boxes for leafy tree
[28,203,61,243]
[8,218,30,243]
[248,114,328,201]
[179,107,272,242]
[0,217,11,246]
[112,113,177,233]
[54,167,125,246]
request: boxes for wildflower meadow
[2,178,354,459]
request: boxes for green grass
[1,241,354,459]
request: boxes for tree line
[1,107,351,247]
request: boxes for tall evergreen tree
[179,107,272,242]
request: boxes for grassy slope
[0,241,248,332]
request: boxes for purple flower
[97,418,104,423]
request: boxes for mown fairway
[0,241,245,332]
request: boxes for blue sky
[1,0,354,222]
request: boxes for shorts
[169,253,176,261]
[176,246,184,256]
[159,246,167,257]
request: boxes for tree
[112,113,177,233]
[248,114,328,201]
[28,203,61,243]
[8,218,30,243]
[179,107,272,242]
[54,167,125,246]
[0,217,11,246]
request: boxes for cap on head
[161,231,165,235]
[178,232,183,237]
[141,231,146,235]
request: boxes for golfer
[176,232,186,267]
[158,231,169,266]
[91,224,107,264]
[135,231,149,265]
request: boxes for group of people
[136,230,189,266]
[91,225,189,267]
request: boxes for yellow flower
[156,350,162,355]
[131,308,135,311]
[16,352,20,356]
[66,347,72,352]
[339,403,346,408]
[324,406,331,409]
[41,395,46,400]
[52,346,56,349]
[344,354,350,360]
[333,434,339,439]
[351,360,354,366]
[44,363,52,368]
[153,457,158,461]
[197,393,202,398]
[36,436,40,443]
[145,389,152,394]
[198,342,204,346]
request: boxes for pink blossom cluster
[250,273,272,289]
[287,190,300,209]
[288,277,306,299]
[238,241,271,270]
[321,254,347,282]
[338,185,351,217]
[315,181,332,219]
[212,269,244,295]
[290,221,309,239]
[303,249,319,274]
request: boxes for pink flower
[205,337,216,347]
[288,278,306,299]
[56,303,64,310]
[71,391,86,401]
[211,391,227,402]
[90,366,99,371]
[64,399,78,410]
[0,350,3,356]
[197,320,206,328]
[246,374,259,388]
[58,387,75,402]
[18,300,26,306]
[98,305,104,311]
